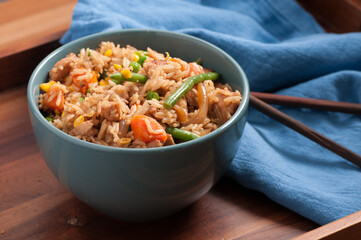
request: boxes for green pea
[129,62,140,73]
[80,97,85,102]
[146,91,160,101]
[138,56,147,67]
[46,116,54,122]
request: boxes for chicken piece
[49,53,79,82]
[70,121,97,137]
[209,90,241,124]
[101,102,122,121]
[164,134,175,146]
[146,139,164,148]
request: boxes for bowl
[27,29,249,222]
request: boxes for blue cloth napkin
[62,0,361,225]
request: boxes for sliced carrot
[131,115,167,143]
[43,85,64,112]
[72,68,98,94]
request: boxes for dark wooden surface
[0,86,319,239]
[1,0,361,239]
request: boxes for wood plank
[0,0,76,58]
[294,211,361,239]
[0,86,318,239]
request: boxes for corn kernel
[74,115,84,127]
[61,111,65,118]
[165,52,170,61]
[40,81,55,92]
[133,53,140,62]
[99,79,109,86]
[121,69,132,79]
[114,64,122,71]
[104,49,112,57]
[119,138,132,144]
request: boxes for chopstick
[251,91,361,114]
[249,95,361,168]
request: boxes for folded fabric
[61,0,361,225]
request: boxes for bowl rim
[27,29,249,154]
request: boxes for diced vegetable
[45,116,54,122]
[119,138,132,144]
[40,81,55,92]
[80,97,85,102]
[133,53,140,62]
[135,50,149,57]
[146,91,159,100]
[86,87,92,94]
[72,68,98,94]
[165,127,200,141]
[99,79,108,86]
[74,115,84,127]
[138,55,147,67]
[110,72,148,84]
[131,115,167,143]
[121,69,132,79]
[129,62,140,73]
[43,85,65,112]
[114,64,122,71]
[163,72,219,109]
[88,50,92,57]
[104,49,112,57]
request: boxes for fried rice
[38,42,242,148]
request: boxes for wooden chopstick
[251,91,361,114]
[249,95,361,168]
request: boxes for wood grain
[1,0,361,239]
[0,86,319,239]
[294,211,361,239]
[0,0,76,58]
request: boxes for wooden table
[1,0,360,239]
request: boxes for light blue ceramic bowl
[27,29,249,222]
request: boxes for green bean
[194,57,202,66]
[146,91,159,100]
[135,50,149,57]
[45,116,54,122]
[110,72,148,84]
[138,55,147,67]
[129,62,140,73]
[163,72,219,109]
[165,127,200,141]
